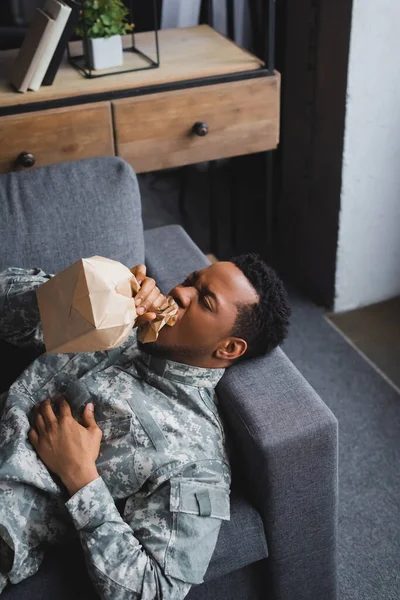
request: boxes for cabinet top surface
[0,25,264,109]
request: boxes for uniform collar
[139,353,225,388]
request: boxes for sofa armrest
[218,352,338,600]
[144,224,338,600]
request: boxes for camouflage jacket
[0,268,231,599]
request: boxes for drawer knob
[16,152,36,168]
[192,122,209,137]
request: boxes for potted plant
[75,0,134,70]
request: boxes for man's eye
[182,276,194,287]
[200,294,212,311]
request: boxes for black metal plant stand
[68,0,160,79]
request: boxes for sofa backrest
[0,157,144,274]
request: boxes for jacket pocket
[125,392,167,452]
[97,415,132,441]
[165,479,230,584]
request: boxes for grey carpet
[282,292,400,600]
[140,172,400,600]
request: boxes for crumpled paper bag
[137,295,179,343]
[36,256,178,353]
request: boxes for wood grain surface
[113,75,280,173]
[0,102,114,173]
[0,26,264,109]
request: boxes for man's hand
[130,264,166,325]
[28,399,102,497]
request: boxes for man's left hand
[130,264,166,325]
[29,399,102,497]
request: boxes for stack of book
[10,0,80,93]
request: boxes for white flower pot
[87,35,123,70]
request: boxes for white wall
[334,0,400,312]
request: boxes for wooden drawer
[113,75,280,173]
[0,102,114,173]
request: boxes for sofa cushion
[0,157,144,274]
[188,559,269,600]
[204,488,268,582]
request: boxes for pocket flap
[170,479,230,520]
[97,416,132,441]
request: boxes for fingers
[35,412,47,435]
[134,277,156,309]
[81,402,97,429]
[33,399,57,435]
[139,286,165,315]
[151,293,167,311]
[81,404,103,448]
[58,397,72,419]
[136,289,165,323]
[130,264,146,285]
[28,427,38,448]
[136,312,157,326]
[40,399,58,429]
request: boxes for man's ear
[215,338,247,363]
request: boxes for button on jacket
[0,268,231,599]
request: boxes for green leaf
[76,0,132,39]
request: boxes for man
[0,254,290,599]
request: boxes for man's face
[139,262,259,367]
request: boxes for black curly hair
[230,253,291,362]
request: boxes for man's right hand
[28,399,101,497]
[130,264,166,324]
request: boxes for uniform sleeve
[0,268,51,351]
[66,473,230,600]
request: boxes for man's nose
[170,285,194,309]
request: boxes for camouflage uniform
[0,268,231,599]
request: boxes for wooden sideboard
[0,26,280,175]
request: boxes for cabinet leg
[209,161,219,257]
[178,165,190,228]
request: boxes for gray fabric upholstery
[0,157,144,273]
[219,353,338,600]
[188,560,269,600]
[2,542,98,600]
[144,224,210,291]
[0,160,338,600]
[204,489,268,582]
[145,224,339,600]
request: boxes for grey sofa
[0,157,338,600]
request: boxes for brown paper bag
[36,256,178,353]
[137,295,179,343]
[36,256,139,353]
